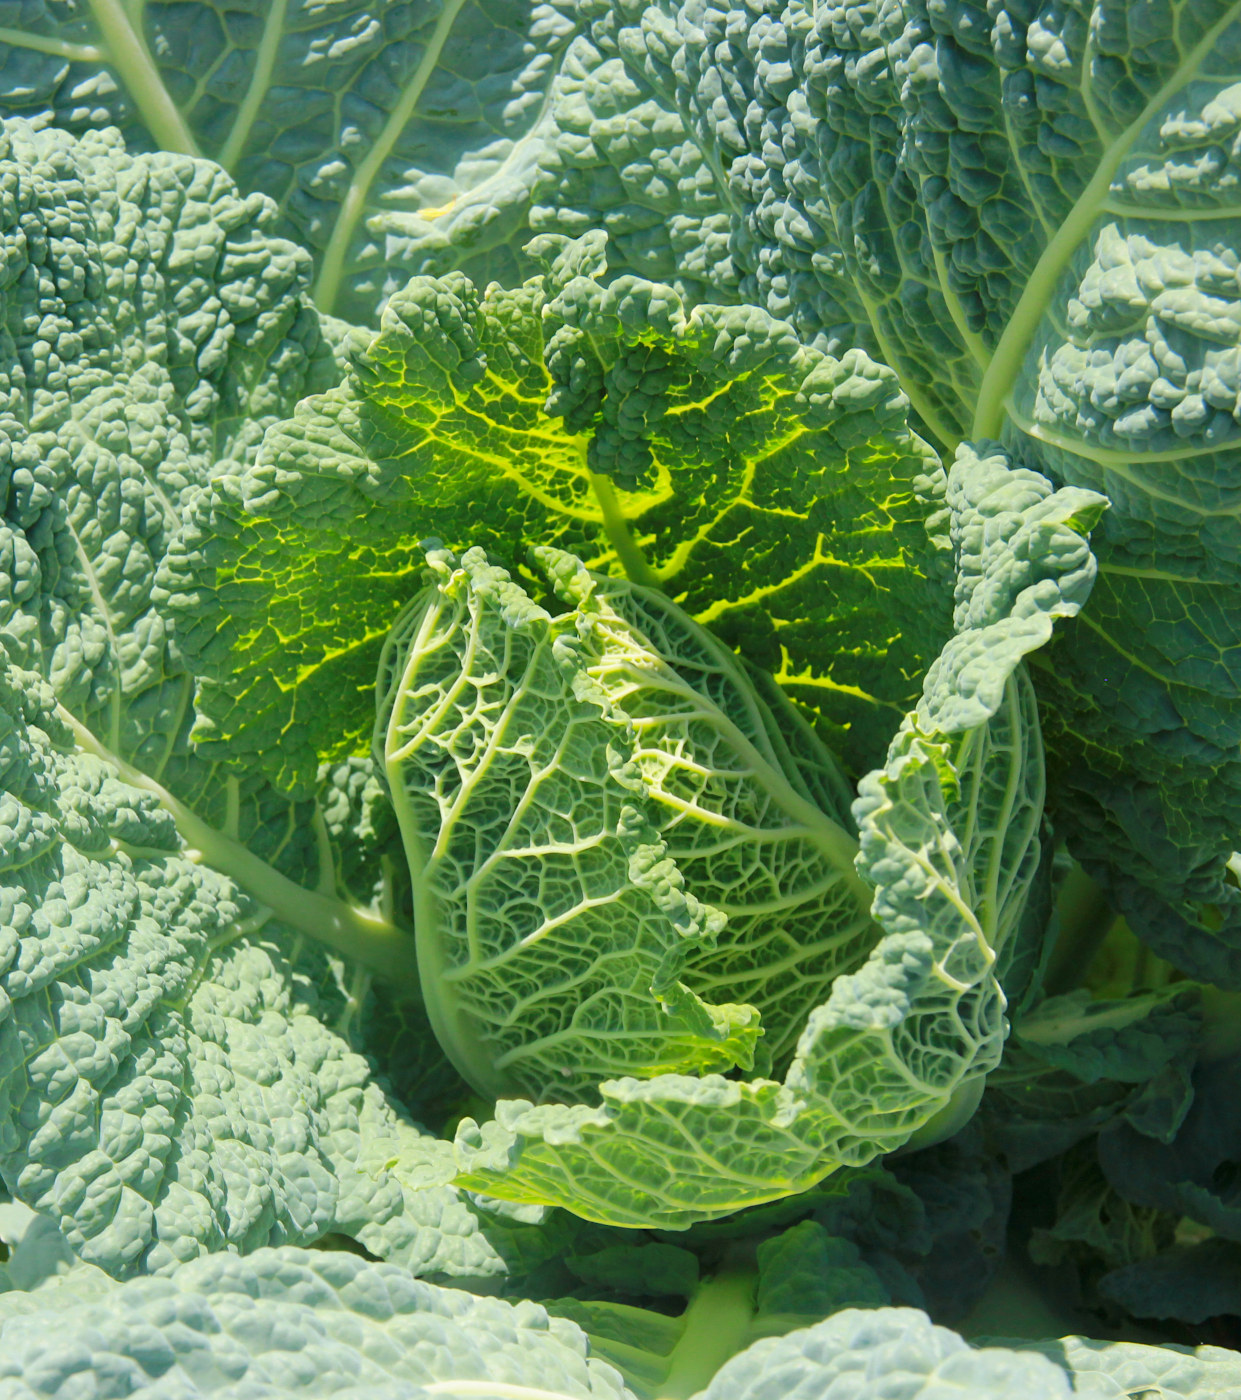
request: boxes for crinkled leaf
[0,117,349,880]
[704,1306,1241,1400]
[445,448,1097,1227]
[528,0,872,359]
[377,543,869,1103]
[755,1221,889,1319]
[0,1245,631,1399]
[170,237,948,798]
[1014,988,1203,1086]
[0,98,567,1291]
[1098,1054,1241,1242]
[0,1,582,322]
[1016,1334,1241,1400]
[0,650,563,1283]
[698,1308,1077,1400]
[531,0,1241,988]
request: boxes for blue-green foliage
[527,0,1241,982]
[1,0,1241,1389]
[0,0,581,322]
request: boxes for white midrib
[63,705,419,991]
[86,0,199,155]
[609,660,876,912]
[217,0,288,169]
[978,674,1040,944]
[0,28,102,61]
[384,596,519,1099]
[973,1,1241,439]
[313,0,470,312]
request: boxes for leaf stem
[657,1267,758,1400]
[217,0,288,168]
[312,0,468,311]
[590,471,659,589]
[87,0,201,156]
[62,707,419,993]
[1043,862,1116,995]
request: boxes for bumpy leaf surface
[378,544,869,1101]
[1018,1335,1241,1400]
[1013,988,1202,1087]
[0,651,571,1280]
[172,234,948,797]
[427,448,1101,1228]
[698,1307,1077,1400]
[0,1246,631,1399]
[529,0,1241,982]
[4,1259,1235,1400]
[528,0,871,358]
[701,1307,1241,1400]
[0,115,348,879]
[0,0,581,321]
[0,116,551,1282]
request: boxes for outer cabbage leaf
[0,0,581,322]
[1098,1054,1241,1242]
[0,1245,631,1400]
[1012,988,1203,1087]
[169,232,949,799]
[983,988,1203,1176]
[0,113,414,968]
[0,109,556,1288]
[1026,1142,1176,1287]
[429,447,1102,1229]
[698,1305,1241,1400]
[818,2,1241,983]
[0,648,583,1281]
[1016,1334,1241,1400]
[753,1220,889,1317]
[709,1311,1076,1398]
[1098,1238,1241,1325]
[528,0,872,362]
[695,1308,1080,1400]
[530,0,1241,986]
[6,1261,1234,1400]
[0,116,349,880]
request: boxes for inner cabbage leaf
[170,231,949,798]
[376,446,1103,1227]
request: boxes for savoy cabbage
[1,0,1241,1395]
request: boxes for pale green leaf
[170,241,948,798]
